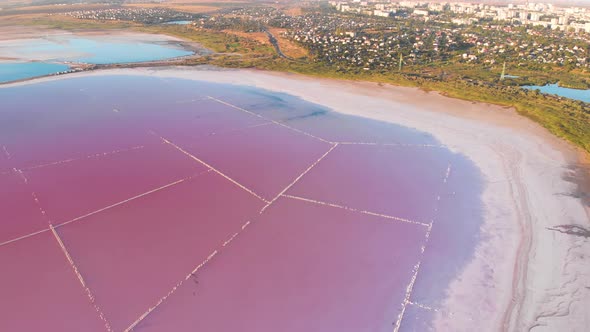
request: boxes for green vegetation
[557,77,590,90]
[136,25,275,55]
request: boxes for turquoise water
[18,36,193,65]
[0,62,70,83]
[164,21,192,25]
[524,83,590,103]
[0,36,194,83]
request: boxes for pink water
[0,172,47,244]
[55,171,264,330]
[137,197,425,332]
[0,76,483,331]
[24,142,206,224]
[184,122,331,200]
[287,144,450,224]
[0,232,106,331]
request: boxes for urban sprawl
[63,2,590,72]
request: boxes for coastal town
[60,2,590,73]
[333,1,590,33]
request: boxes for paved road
[263,28,300,62]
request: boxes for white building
[414,9,429,16]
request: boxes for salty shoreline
[2,67,589,331]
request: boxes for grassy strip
[134,25,276,55]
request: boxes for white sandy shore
[3,67,589,331]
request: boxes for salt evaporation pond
[0,35,194,83]
[0,75,483,331]
[0,62,70,83]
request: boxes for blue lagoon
[0,62,70,83]
[0,34,195,83]
[524,83,590,103]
